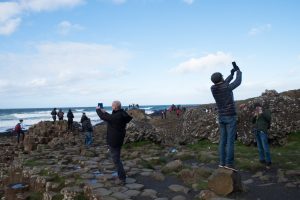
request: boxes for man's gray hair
[113,100,122,109]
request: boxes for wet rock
[111,192,129,200]
[151,172,165,181]
[125,183,144,190]
[208,168,243,196]
[60,186,83,200]
[179,167,213,185]
[285,182,297,188]
[124,189,141,197]
[168,184,190,194]
[141,189,158,198]
[197,190,217,200]
[162,160,183,173]
[172,195,186,200]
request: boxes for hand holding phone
[232,61,240,71]
[98,103,103,109]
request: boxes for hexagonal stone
[125,183,144,190]
[124,189,141,197]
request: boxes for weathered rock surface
[208,168,243,196]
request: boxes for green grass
[196,180,208,190]
[28,192,43,200]
[74,193,88,200]
[272,131,300,170]
[139,159,155,169]
[39,169,51,176]
[123,140,152,149]
[52,194,64,200]
[23,159,43,167]
[187,132,300,171]
[187,139,218,152]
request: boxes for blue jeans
[110,146,126,181]
[85,132,93,147]
[218,115,237,166]
[255,130,271,163]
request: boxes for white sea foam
[0,106,170,133]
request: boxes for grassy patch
[187,132,300,171]
[28,192,43,200]
[272,131,300,170]
[123,140,152,149]
[196,180,208,190]
[52,194,64,200]
[39,169,51,176]
[187,139,218,152]
[74,193,88,200]
[139,159,155,169]
[73,174,84,185]
[23,159,43,167]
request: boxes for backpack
[15,123,21,133]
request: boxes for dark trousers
[110,146,126,181]
[17,131,24,143]
[68,120,73,131]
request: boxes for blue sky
[0,0,299,108]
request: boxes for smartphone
[232,62,238,70]
[98,103,103,109]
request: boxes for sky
[0,0,299,108]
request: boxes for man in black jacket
[211,62,242,171]
[96,100,132,185]
[67,109,74,131]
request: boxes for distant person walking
[81,113,93,147]
[176,109,181,117]
[96,100,133,185]
[67,109,74,131]
[210,62,242,171]
[15,119,25,143]
[51,108,57,122]
[252,103,272,169]
[57,109,64,121]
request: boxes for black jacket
[252,110,271,133]
[211,70,242,116]
[81,116,93,132]
[96,109,132,147]
[67,111,74,121]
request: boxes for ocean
[0,105,170,133]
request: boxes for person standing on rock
[15,119,25,143]
[96,100,133,185]
[51,108,57,122]
[81,113,93,147]
[252,103,272,169]
[67,109,74,132]
[210,62,242,171]
[57,109,64,121]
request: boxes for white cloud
[0,41,133,98]
[0,0,85,35]
[0,18,21,35]
[57,20,83,35]
[183,0,194,5]
[248,24,272,36]
[171,51,232,74]
[20,0,85,12]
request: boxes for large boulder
[180,89,300,145]
[208,168,243,196]
[127,109,148,121]
[23,121,81,152]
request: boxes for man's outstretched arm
[229,70,242,90]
